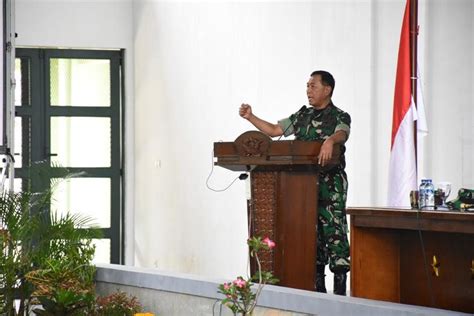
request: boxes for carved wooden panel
[250,171,277,273]
[234,130,271,158]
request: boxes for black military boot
[315,265,327,293]
[333,272,347,295]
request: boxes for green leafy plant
[26,258,96,316]
[0,190,35,315]
[0,162,100,315]
[218,236,279,315]
[25,213,99,316]
[94,290,142,316]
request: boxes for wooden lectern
[213,131,340,291]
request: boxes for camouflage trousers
[316,170,350,273]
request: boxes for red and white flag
[388,0,417,207]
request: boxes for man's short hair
[311,70,335,95]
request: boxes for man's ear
[324,85,332,96]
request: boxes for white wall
[133,0,473,280]
[15,0,132,49]
[15,0,474,282]
[422,0,474,193]
[133,1,374,278]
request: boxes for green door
[14,48,124,264]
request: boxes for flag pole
[388,0,420,206]
[410,0,418,170]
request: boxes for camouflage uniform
[278,103,351,273]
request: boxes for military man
[239,70,351,295]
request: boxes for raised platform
[95,264,470,316]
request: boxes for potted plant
[218,236,278,315]
[94,290,142,316]
[25,213,99,315]
[0,190,36,315]
[0,163,101,315]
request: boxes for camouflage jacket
[278,102,351,171]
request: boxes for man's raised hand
[239,103,253,120]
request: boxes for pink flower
[223,283,231,290]
[263,237,276,249]
[233,278,247,288]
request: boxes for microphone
[277,105,307,140]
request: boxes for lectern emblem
[234,131,271,158]
[242,137,264,156]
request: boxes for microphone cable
[415,208,436,307]
[206,149,248,192]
